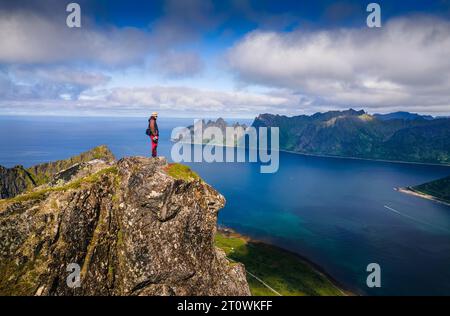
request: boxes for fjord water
[1,116,449,295]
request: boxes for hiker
[147,112,159,157]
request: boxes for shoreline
[217,226,357,296]
[171,140,450,168]
[280,149,450,168]
[396,187,450,207]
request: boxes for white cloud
[0,85,308,117]
[101,86,301,114]
[152,51,204,79]
[227,16,450,114]
[12,66,110,87]
[0,5,212,81]
[0,11,151,66]
[0,67,110,100]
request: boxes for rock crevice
[0,153,250,296]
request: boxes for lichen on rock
[0,149,250,296]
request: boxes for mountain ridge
[373,111,434,121]
[0,145,115,199]
[252,109,450,165]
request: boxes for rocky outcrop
[0,145,115,199]
[183,118,248,145]
[0,151,250,296]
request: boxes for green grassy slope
[215,231,347,296]
[26,145,115,185]
[165,163,200,181]
[0,145,115,199]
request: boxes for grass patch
[92,145,114,160]
[165,163,200,181]
[117,229,124,247]
[215,231,346,296]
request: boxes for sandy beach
[396,187,450,207]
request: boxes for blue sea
[1,115,449,295]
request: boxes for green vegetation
[165,163,200,181]
[413,176,450,203]
[0,257,44,295]
[27,169,51,186]
[0,167,118,206]
[215,231,346,296]
[253,110,450,165]
[91,145,114,160]
[117,229,124,247]
[26,145,115,186]
[0,145,116,200]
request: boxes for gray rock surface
[0,154,250,296]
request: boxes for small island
[173,118,247,146]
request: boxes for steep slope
[0,145,115,199]
[0,153,250,296]
[252,110,450,164]
[0,165,35,199]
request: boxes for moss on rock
[165,163,200,181]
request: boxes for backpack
[146,117,159,136]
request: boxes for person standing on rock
[147,112,159,157]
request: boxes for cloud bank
[0,0,449,117]
[0,11,151,66]
[153,51,204,79]
[227,16,450,114]
[0,67,110,100]
[90,86,302,116]
[0,85,306,117]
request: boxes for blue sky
[0,0,449,117]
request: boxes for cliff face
[0,153,250,296]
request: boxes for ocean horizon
[1,115,450,295]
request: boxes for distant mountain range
[251,109,450,165]
[373,111,434,121]
[183,118,247,145]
